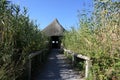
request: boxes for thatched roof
[42,19,65,36]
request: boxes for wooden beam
[29,49,47,59]
[77,54,90,60]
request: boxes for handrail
[64,48,91,79]
[28,49,48,80]
[29,49,47,59]
[64,48,90,60]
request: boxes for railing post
[28,58,31,80]
[40,54,42,63]
[66,50,68,57]
[85,60,90,78]
[72,53,75,66]
[43,52,45,62]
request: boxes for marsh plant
[0,0,48,80]
[63,0,120,80]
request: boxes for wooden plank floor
[32,49,83,80]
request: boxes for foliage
[63,0,120,80]
[0,0,48,80]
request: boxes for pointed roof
[42,19,65,36]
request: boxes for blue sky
[10,0,93,30]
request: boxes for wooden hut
[42,19,65,49]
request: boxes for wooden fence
[28,49,48,80]
[64,48,91,78]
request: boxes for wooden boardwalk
[32,49,83,80]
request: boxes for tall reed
[0,0,48,80]
[63,0,120,79]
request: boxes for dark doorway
[51,36,60,49]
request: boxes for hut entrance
[42,19,65,49]
[51,36,60,49]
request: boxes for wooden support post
[43,52,45,62]
[74,55,76,66]
[85,60,90,78]
[72,53,75,66]
[66,50,68,57]
[28,59,31,80]
[40,55,42,63]
[67,52,69,57]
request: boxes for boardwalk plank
[32,49,83,80]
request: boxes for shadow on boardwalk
[32,49,82,80]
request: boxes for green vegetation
[0,0,48,80]
[0,0,120,80]
[63,0,120,80]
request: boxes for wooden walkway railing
[64,48,91,78]
[28,49,48,80]
[27,48,91,79]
